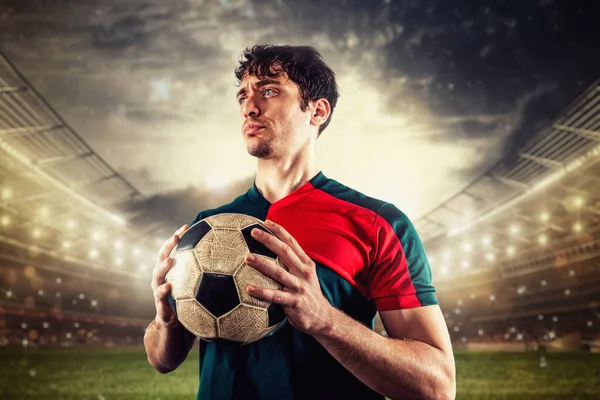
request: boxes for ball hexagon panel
[195,228,248,275]
[166,250,202,301]
[218,303,280,344]
[176,299,218,339]
[195,273,240,318]
[205,213,261,230]
[234,259,283,309]
[241,224,277,259]
[177,220,212,251]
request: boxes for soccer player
[144,44,456,400]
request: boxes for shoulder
[317,176,388,216]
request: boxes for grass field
[0,347,599,399]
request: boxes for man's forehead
[240,71,291,86]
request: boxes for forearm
[313,308,455,400]
[143,318,194,374]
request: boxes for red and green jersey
[189,171,437,400]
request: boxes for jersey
[189,171,438,400]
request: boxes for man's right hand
[151,224,189,328]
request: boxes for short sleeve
[369,203,437,311]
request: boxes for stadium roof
[415,78,600,288]
[0,53,157,284]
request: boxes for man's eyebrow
[236,78,282,98]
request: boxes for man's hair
[235,44,340,136]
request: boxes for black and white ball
[165,213,287,344]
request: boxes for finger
[251,227,304,273]
[152,257,173,285]
[246,285,296,306]
[155,282,171,302]
[245,254,300,291]
[175,224,189,237]
[264,220,312,264]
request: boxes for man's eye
[264,88,276,96]
[238,97,246,104]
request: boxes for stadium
[0,48,599,400]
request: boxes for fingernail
[246,285,254,293]
[252,228,263,236]
[264,220,273,226]
[246,254,256,262]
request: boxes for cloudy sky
[1,0,598,230]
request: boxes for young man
[144,44,456,400]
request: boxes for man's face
[237,71,313,159]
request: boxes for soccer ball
[165,213,288,344]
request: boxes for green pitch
[0,347,598,399]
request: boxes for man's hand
[244,219,334,335]
[151,224,189,328]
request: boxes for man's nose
[242,95,260,118]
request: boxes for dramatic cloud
[1,0,598,235]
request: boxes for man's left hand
[244,220,334,336]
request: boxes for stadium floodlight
[88,249,99,259]
[453,326,459,332]
[588,321,594,327]
[6,290,12,298]
[56,277,62,284]
[573,222,583,233]
[541,280,547,286]
[454,308,461,315]
[457,299,463,305]
[517,286,527,295]
[504,333,510,339]
[481,236,491,246]
[549,331,556,338]
[114,239,123,250]
[66,219,77,229]
[538,314,544,320]
[56,292,61,298]
[115,257,123,266]
[0,215,10,227]
[517,334,523,340]
[461,260,469,269]
[43,322,49,329]
[569,270,576,277]
[564,289,571,296]
[92,230,104,241]
[485,252,495,262]
[573,197,584,209]
[32,228,42,238]
[507,246,515,256]
[552,316,558,322]
[462,242,473,252]
[74,323,80,328]
[91,300,98,307]
[489,294,496,301]
[478,329,484,336]
[538,234,548,245]
[1,187,12,200]
[62,240,71,249]
[461,337,467,343]
[509,224,520,235]
[469,293,476,299]
[37,290,44,296]
[540,211,550,222]
[79,293,85,300]
[39,207,50,218]
[21,323,27,329]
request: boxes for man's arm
[143,224,196,374]
[312,304,455,400]
[144,311,197,374]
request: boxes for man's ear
[310,98,331,129]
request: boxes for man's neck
[254,157,319,204]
